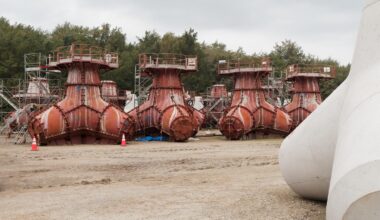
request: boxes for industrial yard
[2,0,372,218]
[0,136,324,220]
[0,30,333,220]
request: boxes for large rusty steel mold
[128,53,205,141]
[28,44,135,145]
[210,84,228,98]
[284,65,335,129]
[218,59,292,140]
[100,80,128,108]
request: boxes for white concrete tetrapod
[280,0,380,219]
[279,80,348,201]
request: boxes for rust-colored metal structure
[128,53,205,141]
[218,59,292,140]
[28,44,135,145]
[101,80,118,98]
[100,80,128,108]
[210,84,228,98]
[284,65,335,129]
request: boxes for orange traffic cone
[121,134,127,147]
[31,137,39,151]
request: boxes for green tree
[0,17,350,99]
[50,22,94,48]
[270,39,306,74]
[137,31,161,53]
[160,32,180,53]
[320,64,350,99]
[0,17,48,79]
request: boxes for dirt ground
[0,135,325,220]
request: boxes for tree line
[0,17,349,99]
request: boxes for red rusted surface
[218,59,292,140]
[101,80,118,97]
[28,44,134,145]
[210,84,228,98]
[284,65,335,129]
[128,53,204,141]
[100,80,127,108]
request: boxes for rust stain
[210,84,228,98]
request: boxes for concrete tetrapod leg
[280,0,380,219]
[327,0,380,217]
[279,80,347,200]
[328,89,380,219]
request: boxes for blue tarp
[135,136,169,142]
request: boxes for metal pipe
[279,80,348,200]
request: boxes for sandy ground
[0,136,325,220]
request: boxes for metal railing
[286,65,336,78]
[217,59,272,74]
[48,44,118,66]
[138,53,198,70]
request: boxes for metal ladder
[134,64,152,105]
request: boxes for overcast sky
[0,0,363,64]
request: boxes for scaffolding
[0,53,64,144]
[199,84,231,129]
[0,78,24,137]
[22,53,64,105]
[264,70,291,107]
[134,64,152,105]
